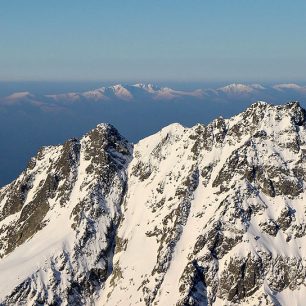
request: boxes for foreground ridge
[1,102,306,305]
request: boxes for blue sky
[0,0,305,82]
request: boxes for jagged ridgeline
[0,102,306,305]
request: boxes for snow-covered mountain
[217,83,266,95]
[2,82,306,111]
[45,84,204,103]
[273,83,306,94]
[0,84,204,112]
[1,101,306,305]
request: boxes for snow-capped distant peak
[1,91,37,105]
[250,83,266,90]
[82,87,107,100]
[132,83,159,93]
[273,83,305,91]
[5,91,33,101]
[154,87,203,100]
[132,83,155,89]
[110,84,133,100]
[218,83,264,94]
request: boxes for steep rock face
[100,102,306,306]
[1,102,306,305]
[0,124,132,305]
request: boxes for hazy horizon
[1,79,306,97]
[1,80,306,187]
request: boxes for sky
[0,0,306,82]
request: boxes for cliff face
[1,102,306,305]
[0,124,132,305]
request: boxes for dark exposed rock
[131,161,152,181]
[218,255,264,302]
[277,206,293,231]
[260,219,279,236]
[0,174,33,222]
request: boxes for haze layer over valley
[1,82,306,187]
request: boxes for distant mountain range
[1,83,203,107]
[1,82,306,188]
[1,83,306,111]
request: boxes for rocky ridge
[0,102,306,305]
